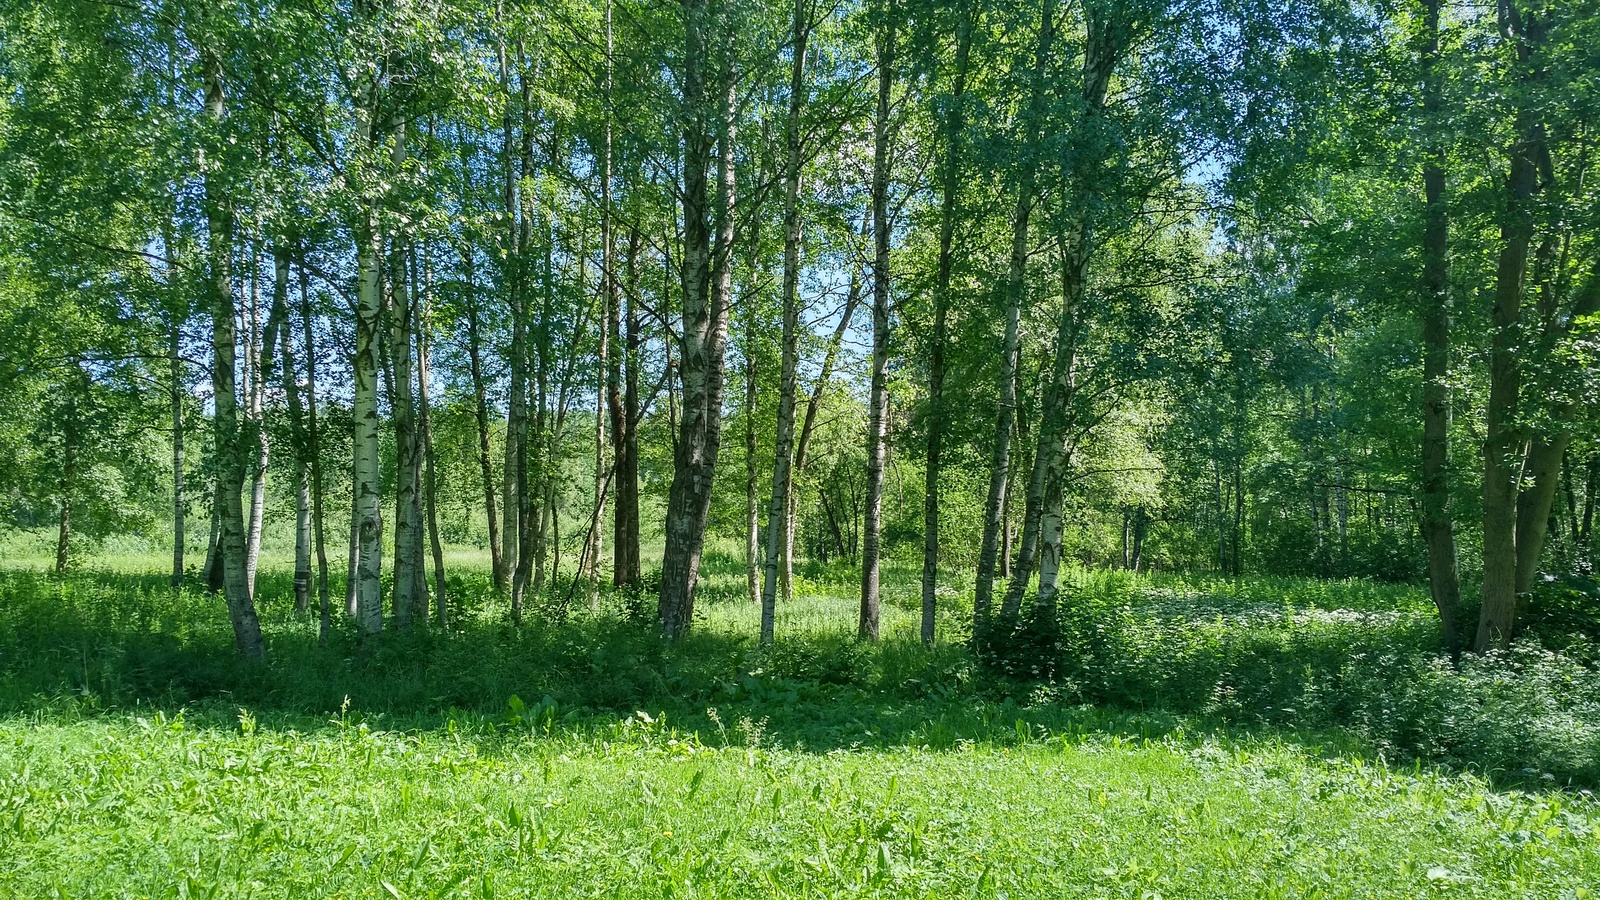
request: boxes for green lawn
[1,552,1598,897]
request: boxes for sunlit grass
[1,548,1598,897]
[2,711,1596,898]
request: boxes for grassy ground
[1,549,1598,897]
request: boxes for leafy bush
[1311,641,1600,783]
[1523,574,1600,647]
[988,575,1600,786]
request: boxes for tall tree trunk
[388,125,425,630]
[353,207,386,634]
[1515,435,1570,593]
[1213,454,1227,570]
[1004,404,1026,579]
[56,495,70,573]
[860,0,897,643]
[611,227,642,587]
[509,280,532,620]
[243,246,268,601]
[1417,0,1463,651]
[592,0,615,601]
[659,0,716,638]
[1122,508,1132,569]
[418,273,448,628]
[591,284,609,603]
[976,0,1052,626]
[296,255,333,645]
[508,47,537,623]
[272,245,312,615]
[352,128,387,634]
[462,245,504,592]
[530,214,554,598]
[1006,1,1112,621]
[1331,351,1350,573]
[659,0,736,639]
[1019,233,1087,617]
[202,46,265,657]
[590,266,609,603]
[500,36,525,597]
[760,0,813,644]
[1476,6,1546,652]
[921,0,972,647]
[504,350,525,607]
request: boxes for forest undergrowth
[1,553,1599,897]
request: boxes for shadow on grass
[2,564,1598,793]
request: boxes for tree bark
[500,35,525,598]
[659,0,736,639]
[202,45,265,656]
[1011,234,1085,619]
[295,255,333,645]
[611,226,643,587]
[243,246,268,601]
[921,0,973,647]
[1516,435,1571,593]
[999,462,1012,578]
[388,128,426,630]
[509,43,536,623]
[1417,0,1463,651]
[1514,268,1600,591]
[976,0,1052,626]
[1231,454,1245,577]
[352,138,387,634]
[860,0,897,643]
[591,0,615,603]
[759,0,813,645]
[56,492,70,573]
[272,244,312,615]
[590,274,608,604]
[417,270,448,628]
[530,207,553,598]
[591,280,609,603]
[1006,0,1113,621]
[461,245,504,592]
[1475,5,1545,652]
[1563,450,1580,548]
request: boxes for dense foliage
[0,0,1594,654]
[1,0,1599,890]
